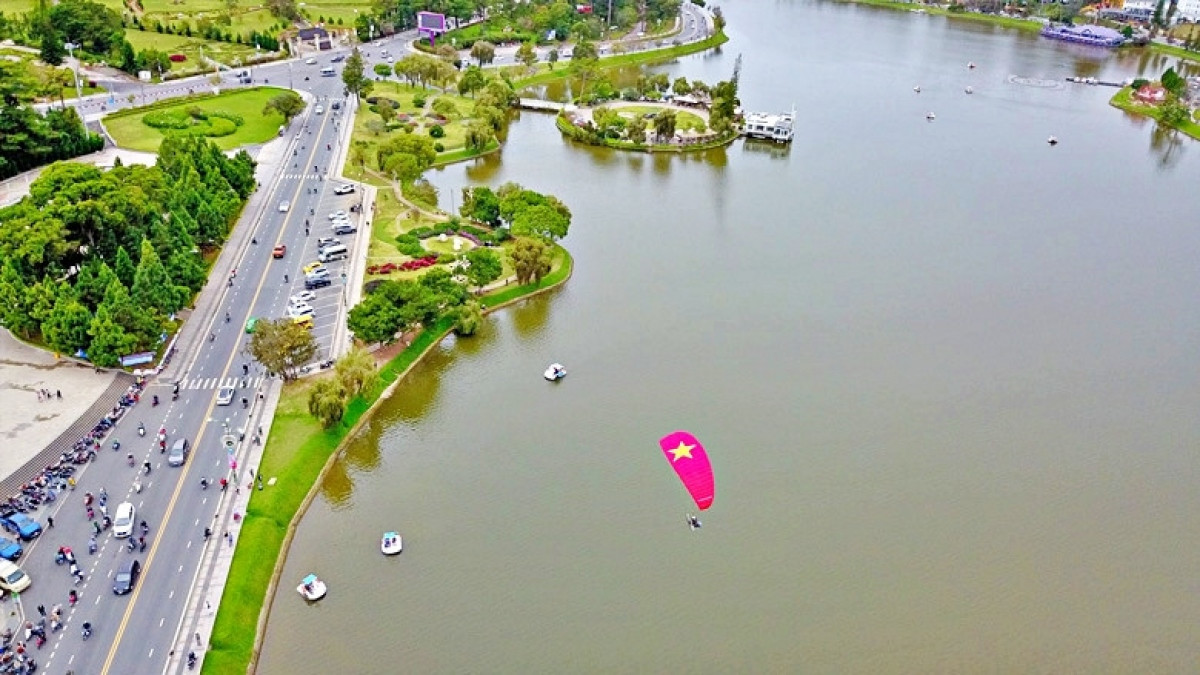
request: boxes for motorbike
[81,622,91,640]
[152,395,159,407]
[111,439,120,451]
[137,423,145,437]
[188,651,197,669]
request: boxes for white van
[113,502,136,538]
[320,66,336,77]
[0,560,31,593]
[318,244,348,263]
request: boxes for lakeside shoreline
[208,247,574,674]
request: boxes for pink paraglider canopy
[658,430,714,511]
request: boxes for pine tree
[113,246,136,287]
[131,238,182,314]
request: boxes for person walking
[46,516,53,528]
[36,605,44,618]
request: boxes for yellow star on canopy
[668,442,695,462]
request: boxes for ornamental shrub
[433,142,444,152]
[429,124,445,138]
[394,234,426,256]
[412,95,426,108]
[409,226,436,239]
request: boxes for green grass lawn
[1109,87,1200,141]
[104,86,289,152]
[353,81,481,169]
[511,30,730,89]
[610,105,706,131]
[124,29,262,75]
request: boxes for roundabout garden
[103,86,291,152]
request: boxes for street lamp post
[63,42,83,104]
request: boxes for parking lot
[279,182,363,359]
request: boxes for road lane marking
[99,105,334,675]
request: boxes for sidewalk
[0,330,122,484]
[165,375,280,673]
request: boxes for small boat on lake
[381,531,403,556]
[297,573,327,601]
[544,363,566,381]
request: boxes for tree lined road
[13,5,717,671]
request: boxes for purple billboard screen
[416,11,446,32]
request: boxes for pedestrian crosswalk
[281,174,327,181]
[178,376,265,391]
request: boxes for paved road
[55,1,712,122]
[22,68,360,675]
[13,5,715,672]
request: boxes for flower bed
[367,256,440,275]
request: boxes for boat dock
[1065,76,1124,88]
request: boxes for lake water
[257,3,1200,672]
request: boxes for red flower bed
[169,54,187,62]
[367,256,439,275]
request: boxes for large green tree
[262,91,305,123]
[333,347,377,398]
[307,379,347,428]
[463,247,503,291]
[342,47,368,100]
[510,236,553,285]
[247,318,319,379]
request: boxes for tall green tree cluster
[0,136,256,366]
[347,268,468,345]
[496,182,572,241]
[0,103,104,180]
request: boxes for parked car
[316,237,340,250]
[0,537,23,561]
[287,303,314,318]
[333,184,355,195]
[331,54,346,63]
[304,57,316,65]
[304,277,332,290]
[303,261,325,275]
[327,210,347,220]
[273,245,287,258]
[168,437,190,467]
[112,502,135,539]
[216,387,235,406]
[333,224,358,235]
[1,514,41,541]
[290,291,316,305]
[0,560,30,593]
[113,559,141,595]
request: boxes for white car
[328,210,347,220]
[333,184,355,195]
[290,291,316,305]
[113,502,136,538]
[315,105,324,115]
[278,200,290,213]
[216,387,235,406]
[305,57,316,65]
[288,303,315,318]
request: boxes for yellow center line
[99,107,332,674]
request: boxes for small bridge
[517,98,568,113]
